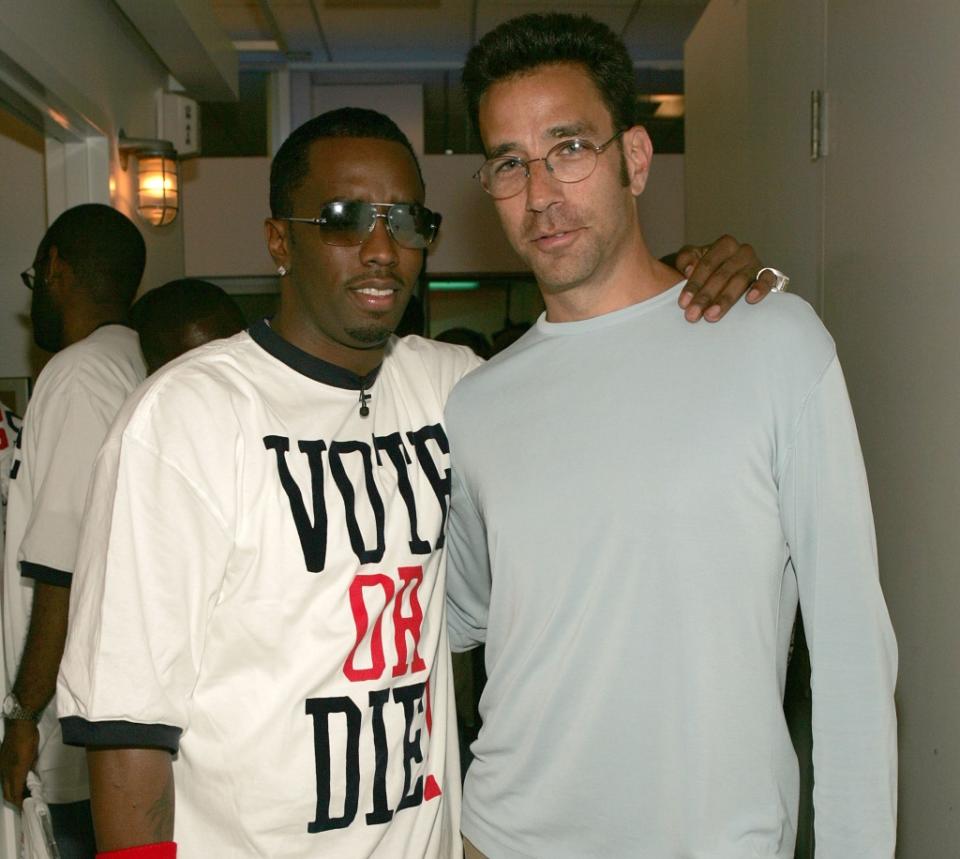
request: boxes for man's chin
[345,325,394,348]
[520,253,586,296]
[30,304,63,352]
[32,329,62,353]
[530,269,585,296]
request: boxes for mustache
[524,212,581,241]
[343,270,406,289]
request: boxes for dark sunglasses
[280,200,442,250]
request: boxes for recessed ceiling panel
[211,0,271,42]
[212,0,709,67]
[315,0,475,63]
[476,1,637,42]
[324,0,441,6]
[269,2,323,54]
[622,4,707,61]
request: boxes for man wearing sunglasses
[57,109,476,859]
[58,103,772,858]
[443,13,897,859]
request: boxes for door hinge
[810,89,828,161]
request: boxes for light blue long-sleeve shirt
[444,284,897,859]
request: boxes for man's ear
[622,125,654,197]
[264,218,292,271]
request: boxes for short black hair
[269,107,424,217]
[462,13,638,141]
[40,204,145,308]
[434,327,492,360]
[394,293,426,338]
[130,278,246,373]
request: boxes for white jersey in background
[0,401,20,859]
[59,321,481,857]
[0,401,21,568]
[2,325,145,804]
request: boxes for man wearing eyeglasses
[2,204,146,859]
[57,105,772,858]
[443,13,897,859]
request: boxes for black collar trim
[249,318,381,390]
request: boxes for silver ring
[757,267,789,293]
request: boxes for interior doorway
[0,101,47,381]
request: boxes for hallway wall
[685,1,960,854]
[821,4,960,853]
[0,0,188,377]
[181,152,685,279]
[0,108,45,379]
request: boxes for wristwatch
[2,692,41,722]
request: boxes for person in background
[0,399,22,607]
[444,13,897,859]
[488,321,530,356]
[0,399,20,555]
[0,399,20,859]
[1,204,147,859]
[129,278,247,374]
[434,328,492,361]
[394,292,426,337]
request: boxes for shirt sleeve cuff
[20,561,72,587]
[60,716,181,753]
[97,842,177,859]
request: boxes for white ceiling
[211,0,708,70]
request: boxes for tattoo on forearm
[146,766,175,841]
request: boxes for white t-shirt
[0,401,22,593]
[59,322,481,857]
[3,325,145,804]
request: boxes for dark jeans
[48,800,96,859]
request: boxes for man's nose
[525,158,563,213]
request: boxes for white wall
[0,0,187,371]
[821,4,960,853]
[421,154,525,274]
[182,158,274,278]
[638,153,685,261]
[0,108,46,378]
[426,151,685,272]
[685,1,960,853]
[684,0,751,246]
[686,0,824,311]
[0,1,164,138]
[312,84,424,155]
[182,151,686,279]
[181,153,525,277]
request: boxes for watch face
[2,693,32,720]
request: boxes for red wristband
[97,843,176,859]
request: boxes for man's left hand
[0,718,40,809]
[675,235,777,322]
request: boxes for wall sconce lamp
[118,130,180,226]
